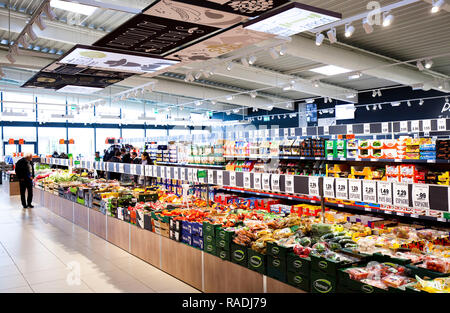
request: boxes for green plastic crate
[266,242,292,260]
[231,243,248,267]
[287,253,311,275]
[310,271,337,294]
[287,272,310,292]
[247,249,266,274]
[217,248,231,261]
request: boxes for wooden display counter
[32,187,306,293]
[2,172,20,196]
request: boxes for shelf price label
[411,121,419,132]
[118,163,124,173]
[377,181,393,205]
[382,122,389,134]
[363,180,377,203]
[308,176,320,197]
[262,174,271,191]
[167,167,172,179]
[335,178,349,200]
[284,128,289,137]
[323,125,329,135]
[393,183,409,207]
[271,174,280,192]
[207,170,214,184]
[130,164,137,175]
[253,173,262,190]
[363,124,370,135]
[216,171,223,186]
[265,129,270,138]
[438,119,447,131]
[423,120,432,132]
[243,172,251,189]
[173,167,179,179]
[323,177,335,198]
[302,127,307,136]
[229,171,236,187]
[290,128,296,137]
[271,128,278,138]
[400,121,408,133]
[285,175,294,194]
[347,125,353,135]
[180,168,186,181]
[161,166,166,179]
[187,168,194,182]
[348,179,362,201]
[412,184,430,209]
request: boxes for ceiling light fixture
[416,61,425,71]
[424,59,433,69]
[407,100,411,107]
[50,0,97,16]
[372,104,377,111]
[382,12,394,27]
[268,47,280,59]
[226,95,234,101]
[226,62,234,71]
[377,89,382,97]
[419,99,424,106]
[391,101,401,107]
[232,108,240,113]
[310,65,351,76]
[348,72,362,80]
[241,57,249,67]
[211,100,217,105]
[312,80,320,88]
[248,55,257,65]
[195,101,202,106]
[267,105,274,111]
[344,24,355,38]
[306,99,315,104]
[315,33,325,46]
[279,45,287,56]
[372,90,377,97]
[431,0,445,13]
[362,18,373,34]
[250,91,257,99]
[366,105,370,111]
[326,28,337,44]
[346,93,356,99]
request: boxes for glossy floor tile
[0,192,200,293]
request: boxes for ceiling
[0,0,448,115]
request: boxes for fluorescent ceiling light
[431,0,445,13]
[310,65,351,76]
[50,0,97,16]
[244,2,341,37]
[57,85,103,94]
[348,72,362,80]
[2,111,28,117]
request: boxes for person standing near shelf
[15,153,35,209]
[139,152,150,186]
[107,150,122,181]
[131,151,140,184]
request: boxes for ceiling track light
[419,99,424,106]
[226,62,234,71]
[362,18,374,34]
[312,80,320,88]
[431,0,445,13]
[382,11,394,27]
[315,33,325,46]
[416,60,425,71]
[278,45,287,56]
[378,104,382,110]
[268,47,280,59]
[372,90,377,97]
[26,25,37,41]
[424,59,433,69]
[407,100,412,107]
[241,57,249,67]
[372,104,377,111]
[366,105,370,111]
[344,23,355,38]
[250,91,257,99]
[248,55,257,65]
[194,72,202,80]
[349,72,362,80]
[326,28,337,44]
[377,89,382,97]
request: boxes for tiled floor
[0,190,200,293]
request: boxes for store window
[2,91,35,122]
[2,127,37,156]
[122,128,145,140]
[96,128,120,155]
[38,127,66,156]
[145,128,167,140]
[68,127,95,159]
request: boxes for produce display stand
[2,172,20,196]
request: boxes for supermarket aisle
[0,191,200,293]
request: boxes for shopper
[107,150,122,181]
[15,153,35,209]
[52,151,59,158]
[94,151,101,161]
[131,151,140,184]
[122,148,132,164]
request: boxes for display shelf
[218,186,320,204]
[156,161,225,169]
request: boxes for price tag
[323,125,329,135]
[130,164,137,175]
[412,184,429,209]
[253,173,262,190]
[411,121,419,132]
[393,183,409,207]
[187,168,194,182]
[438,119,446,131]
[166,167,172,179]
[285,175,294,194]
[243,172,251,189]
[118,163,125,173]
[179,168,186,181]
[271,128,278,138]
[348,179,362,201]
[423,120,432,132]
[283,128,289,137]
[208,170,214,184]
[308,176,320,196]
[323,177,335,198]
[265,129,270,138]
[382,122,389,134]
[271,174,280,192]
[216,171,223,186]
[262,174,271,191]
[173,167,179,179]
[363,124,370,135]
[400,121,408,133]
[302,127,307,136]
[290,128,296,137]
[347,125,353,135]
[335,178,349,200]
[198,169,205,183]
[363,180,377,203]
[377,181,393,205]
[229,171,236,187]
[161,166,166,179]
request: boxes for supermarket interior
[0,0,449,298]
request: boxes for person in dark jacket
[15,153,35,209]
[107,150,122,181]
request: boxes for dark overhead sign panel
[170,0,290,17]
[21,71,123,91]
[93,14,220,56]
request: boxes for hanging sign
[412,184,430,209]
[393,182,409,207]
[208,170,214,184]
[229,171,236,187]
[411,121,419,132]
[400,121,408,133]
[346,125,353,135]
[290,128,296,137]
[323,125,329,135]
[179,168,186,181]
[362,180,377,203]
[302,127,307,136]
[363,124,370,135]
[187,168,194,182]
[377,181,393,205]
[423,120,432,132]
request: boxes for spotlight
[267,105,274,111]
[419,99,424,106]
[248,55,257,65]
[26,26,37,41]
[268,47,279,59]
[195,101,202,106]
[283,114,287,119]
[382,12,394,27]
[362,18,373,34]
[35,15,46,30]
[43,2,57,20]
[372,90,377,97]
[319,110,323,115]
[315,33,325,46]
[407,100,411,107]
[241,57,249,67]
[417,61,425,71]
[226,62,233,71]
[312,80,320,88]
[232,108,240,113]
[279,45,287,56]
[250,91,257,99]
[373,105,377,111]
[327,28,337,44]
[194,72,202,80]
[431,0,445,13]
[6,53,15,64]
[424,59,433,69]
[344,24,355,38]
[211,100,217,105]
[378,104,382,109]
[226,95,234,101]
[366,105,370,111]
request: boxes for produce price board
[40,158,450,222]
